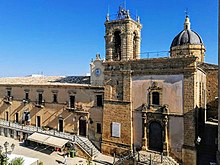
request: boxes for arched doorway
[149,121,163,152]
[79,116,87,137]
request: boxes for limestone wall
[0,84,103,145]
[132,75,184,114]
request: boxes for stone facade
[0,5,217,165]
[0,77,104,149]
[101,7,218,165]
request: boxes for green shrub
[8,157,24,165]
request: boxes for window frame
[96,95,103,107]
[96,123,102,134]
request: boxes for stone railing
[0,119,93,157]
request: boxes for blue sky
[0,0,217,77]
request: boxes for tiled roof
[0,76,91,86]
[197,62,218,71]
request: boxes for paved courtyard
[0,135,114,165]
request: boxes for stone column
[163,115,169,155]
[0,127,4,136]
[105,35,113,61]
[142,113,147,150]
[135,36,141,59]
[121,33,127,61]
[13,130,17,140]
[6,128,10,137]
[126,32,133,60]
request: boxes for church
[0,6,217,165]
[98,7,217,164]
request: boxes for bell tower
[105,6,142,61]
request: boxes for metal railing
[0,119,93,156]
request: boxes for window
[97,123,102,134]
[148,82,162,107]
[25,92,29,100]
[133,32,138,58]
[36,116,41,127]
[38,93,43,104]
[53,94,58,103]
[96,95,103,107]
[113,31,121,61]
[152,92,160,105]
[7,90,11,97]
[69,95,75,108]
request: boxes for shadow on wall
[206,98,218,121]
[11,103,24,116]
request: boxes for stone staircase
[0,119,100,159]
[135,151,179,165]
[77,136,100,158]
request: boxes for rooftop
[0,76,91,86]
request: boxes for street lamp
[0,141,15,164]
[3,142,9,157]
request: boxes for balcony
[3,96,13,104]
[65,106,75,112]
[65,103,87,113]
[35,100,45,108]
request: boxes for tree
[8,157,24,165]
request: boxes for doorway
[15,113,19,123]
[149,121,163,152]
[36,116,41,127]
[79,117,87,136]
[58,118,63,132]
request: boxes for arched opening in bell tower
[113,31,121,61]
[133,31,138,59]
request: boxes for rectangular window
[53,94,58,103]
[97,123,102,134]
[7,90,11,97]
[38,93,43,104]
[25,92,29,100]
[69,95,75,108]
[152,92,160,105]
[59,118,63,132]
[96,95,103,106]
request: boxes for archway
[149,121,163,152]
[79,116,87,137]
[113,31,121,61]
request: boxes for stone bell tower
[101,6,142,156]
[105,6,142,61]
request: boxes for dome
[170,16,204,48]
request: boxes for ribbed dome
[170,16,204,48]
[171,29,203,48]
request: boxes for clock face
[95,68,101,76]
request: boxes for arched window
[152,92,160,105]
[113,31,121,60]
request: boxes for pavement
[0,135,114,165]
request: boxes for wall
[0,84,103,146]
[132,74,184,160]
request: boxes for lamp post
[0,141,15,164]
